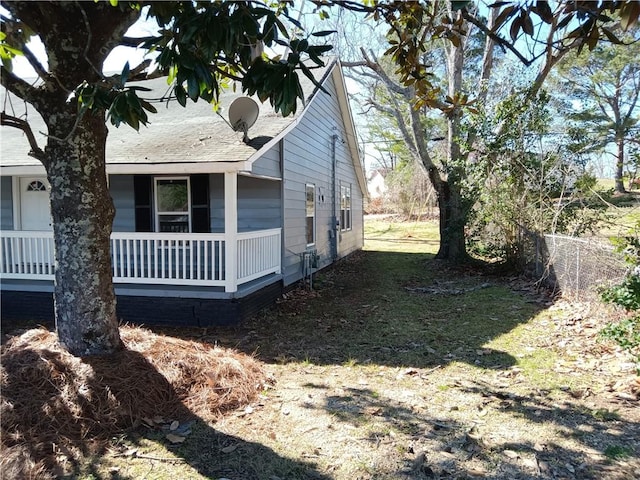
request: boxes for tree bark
[43,106,122,355]
[615,133,626,194]
[426,171,467,261]
[438,8,470,263]
[0,1,141,355]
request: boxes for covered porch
[1,171,282,294]
[0,227,281,294]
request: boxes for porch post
[224,171,238,292]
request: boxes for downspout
[280,138,286,279]
[331,133,339,261]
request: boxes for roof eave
[332,60,369,200]
[245,58,340,166]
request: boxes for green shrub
[600,226,640,373]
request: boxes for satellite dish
[228,97,259,143]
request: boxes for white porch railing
[1,231,55,279]
[0,229,281,292]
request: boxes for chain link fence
[526,233,627,300]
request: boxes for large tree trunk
[438,8,470,262]
[427,171,468,262]
[44,108,122,356]
[614,134,626,194]
[6,1,141,356]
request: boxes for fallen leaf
[221,444,238,454]
[142,417,155,427]
[169,420,179,431]
[165,433,185,444]
[364,406,384,416]
[503,449,519,459]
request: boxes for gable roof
[1,58,366,195]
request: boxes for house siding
[1,176,13,230]
[251,142,281,178]
[110,175,135,232]
[282,74,364,287]
[107,174,280,234]
[238,175,281,231]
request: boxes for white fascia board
[1,161,253,177]
[105,160,253,175]
[245,61,339,167]
[0,164,47,176]
[332,62,369,200]
[238,171,282,181]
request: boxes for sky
[5,3,633,178]
[9,12,158,78]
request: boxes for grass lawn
[2,218,639,480]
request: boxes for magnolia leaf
[510,16,521,41]
[494,5,516,30]
[120,61,130,87]
[522,12,534,36]
[450,1,470,11]
[174,84,187,107]
[601,27,621,44]
[311,30,336,37]
[620,1,640,31]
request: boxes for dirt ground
[104,248,640,480]
[193,305,640,479]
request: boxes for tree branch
[347,48,412,97]
[120,35,151,48]
[0,67,42,106]
[1,16,50,80]
[460,10,534,67]
[0,111,45,161]
[77,2,105,80]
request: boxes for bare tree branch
[0,67,43,106]
[0,111,45,161]
[344,48,412,97]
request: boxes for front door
[19,177,52,231]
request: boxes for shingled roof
[0,58,338,175]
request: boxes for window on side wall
[306,183,315,246]
[340,183,352,231]
[155,177,191,232]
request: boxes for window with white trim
[27,180,48,192]
[154,177,191,232]
[340,183,352,231]
[305,183,315,246]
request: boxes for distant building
[367,169,388,199]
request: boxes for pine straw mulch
[0,325,272,479]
